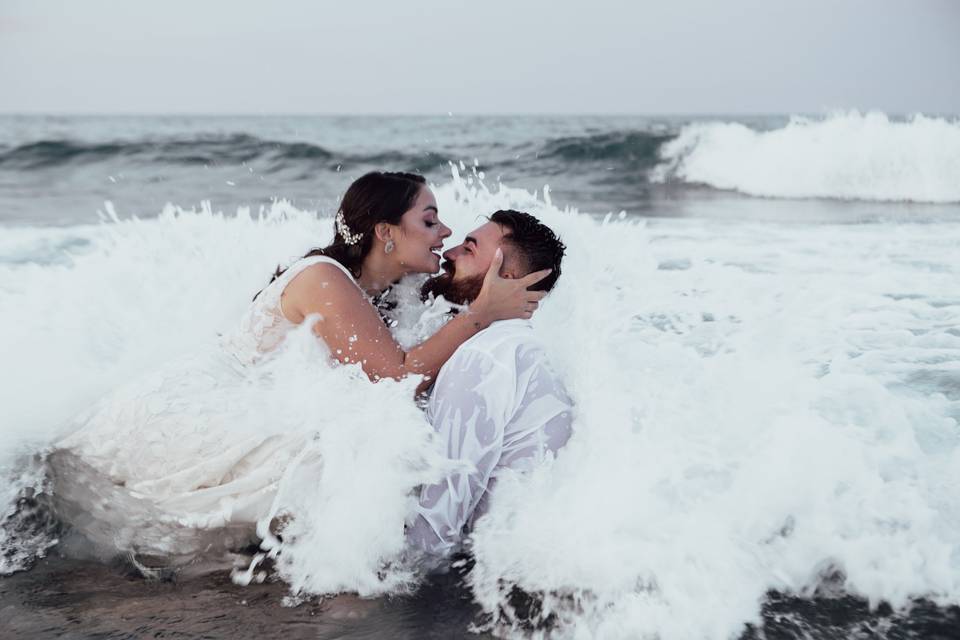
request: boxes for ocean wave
[651,111,960,203]
[536,131,672,166]
[0,128,674,170]
[0,134,447,173]
[4,114,960,210]
[0,129,672,175]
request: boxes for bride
[50,171,549,565]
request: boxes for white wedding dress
[51,256,355,561]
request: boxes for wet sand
[2,557,343,639]
[0,553,489,639]
[4,553,960,639]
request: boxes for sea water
[1,112,959,639]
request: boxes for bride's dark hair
[258,171,426,295]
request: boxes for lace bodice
[221,255,357,365]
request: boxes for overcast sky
[1,0,957,115]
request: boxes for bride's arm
[283,252,550,385]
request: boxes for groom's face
[421,221,510,304]
[443,221,508,280]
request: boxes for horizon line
[0,109,953,119]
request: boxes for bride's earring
[384,239,395,255]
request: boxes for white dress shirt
[407,319,574,557]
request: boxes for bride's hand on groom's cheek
[470,249,551,323]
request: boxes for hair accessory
[384,239,395,254]
[335,210,363,246]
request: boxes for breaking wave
[652,111,960,203]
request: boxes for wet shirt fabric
[407,319,574,557]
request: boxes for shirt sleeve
[406,348,512,557]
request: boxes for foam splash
[652,111,960,203]
[1,170,960,639]
[0,199,445,593]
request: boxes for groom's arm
[406,348,512,557]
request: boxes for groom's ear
[497,243,521,279]
[499,265,519,279]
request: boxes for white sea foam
[652,111,960,203]
[1,171,959,638]
[0,200,443,594]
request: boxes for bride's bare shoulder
[281,261,362,322]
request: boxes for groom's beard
[421,267,484,307]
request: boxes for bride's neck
[356,252,405,296]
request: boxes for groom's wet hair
[490,210,565,292]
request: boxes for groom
[407,210,573,557]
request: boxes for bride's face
[390,187,451,274]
